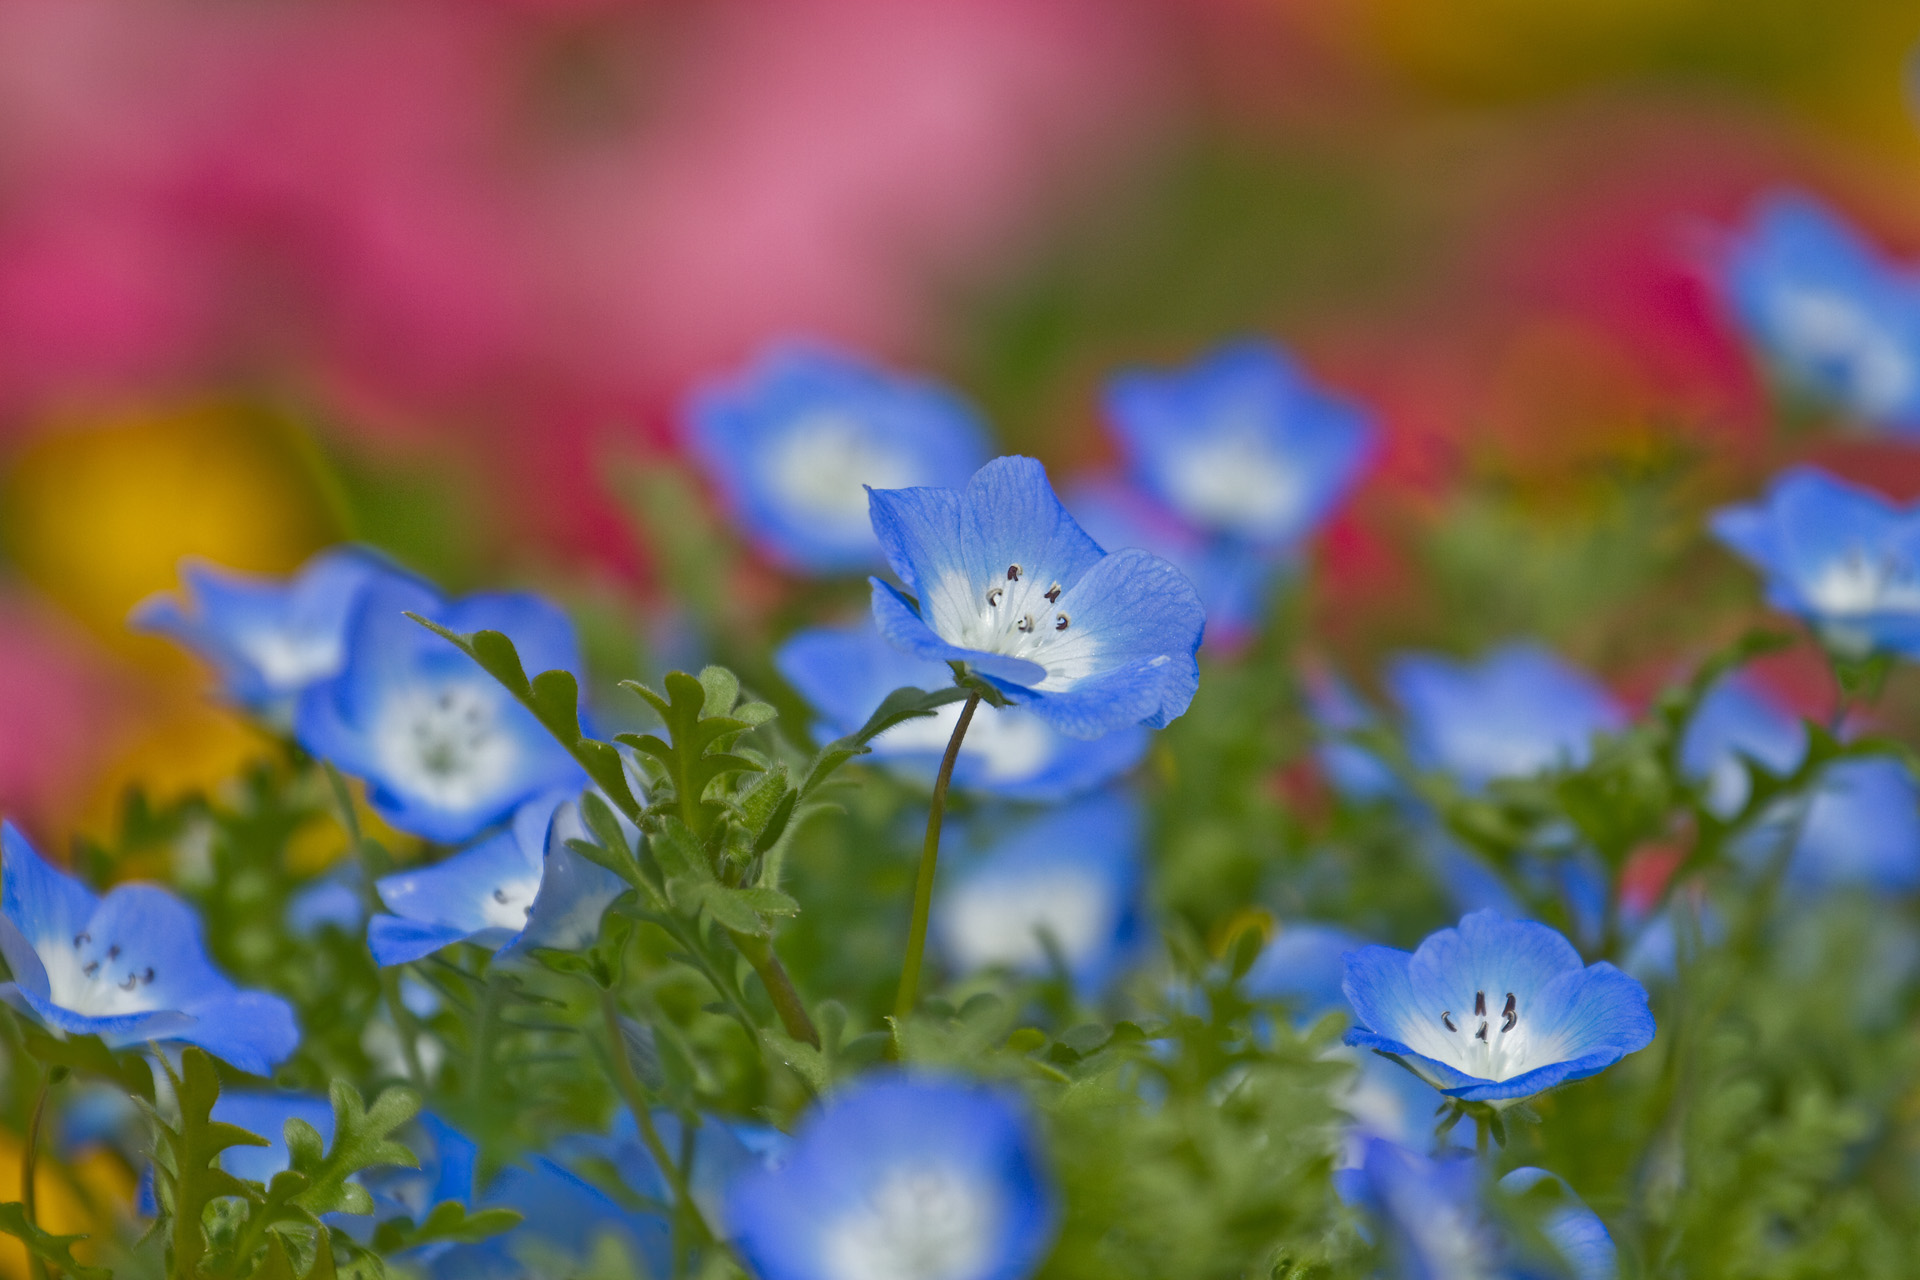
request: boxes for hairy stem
[22,1071,51,1280]
[731,930,820,1048]
[597,988,716,1267]
[893,691,981,1021]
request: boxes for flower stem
[730,930,820,1048]
[21,1069,51,1280]
[596,987,716,1267]
[893,691,981,1021]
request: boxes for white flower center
[1771,287,1916,418]
[39,930,165,1017]
[764,414,923,538]
[481,876,543,930]
[926,563,1110,691]
[1804,546,1920,617]
[1396,989,1565,1084]
[1160,423,1304,537]
[373,681,520,813]
[238,627,342,690]
[874,703,1055,783]
[820,1163,1000,1280]
[943,865,1112,973]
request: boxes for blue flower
[1681,674,1920,890]
[1387,645,1625,790]
[1722,192,1920,431]
[775,621,1148,803]
[868,456,1206,739]
[132,547,403,722]
[1342,909,1654,1107]
[367,789,628,966]
[1301,667,1402,802]
[1679,674,1810,817]
[727,1074,1057,1280]
[1344,1139,1618,1280]
[1711,466,1920,658]
[1066,479,1280,651]
[0,823,299,1077]
[1102,339,1376,548]
[934,791,1146,997]
[688,342,991,574]
[296,576,588,843]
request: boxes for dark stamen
[1017,616,1034,633]
[119,974,138,991]
[107,945,120,960]
[493,888,511,904]
[1006,564,1022,581]
[1054,614,1069,631]
[1441,1012,1456,1032]
[1502,992,1515,1017]
[1044,583,1062,603]
[73,932,89,948]
[1502,1010,1517,1033]
[1474,991,1486,1017]
[142,968,156,984]
[83,962,99,978]
[1475,1022,1489,1042]
[986,587,1003,607]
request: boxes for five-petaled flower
[1712,466,1920,659]
[727,1074,1057,1280]
[1342,909,1655,1107]
[776,621,1148,802]
[868,456,1206,739]
[688,342,991,574]
[296,575,587,843]
[133,546,403,722]
[366,789,629,966]
[0,823,300,1076]
[934,791,1145,997]
[1103,338,1377,549]
[1721,192,1920,432]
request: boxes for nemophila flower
[868,456,1206,740]
[367,789,627,967]
[0,823,298,1077]
[1342,909,1655,1107]
[1682,674,1920,890]
[1387,645,1625,791]
[1722,192,1920,431]
[688,343,991,574]
[1066,479,1278,651]
[132,546,403,722]
[1711,467,1920,657]
[296,576,587,843]
[776,622,1147,803]
[551,1109,789,1244]
[1302,667,1401,802]
[1344,1139,1618,1280]
[1102,339,1376,549]
[728,1074,1057,1280]
[934,791,1146,996]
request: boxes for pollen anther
[1054,614,1069,631]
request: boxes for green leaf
[764,1030,830,1093]
[17,1025,155,1099]
[698,664,741,717]
[372,1201,524,1254]
[799,684,972,798]
[0,1202,111,1280]
[691,883,771,935]
[617,669,768,836]
[288,1080,420,1218]
[152,1048,271,1279]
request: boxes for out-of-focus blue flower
[133,547,406,723]
[1711,467,1920,658]
[869,456,1206,740]
[1066,480,1279,651]
[1343,910,1654,1108]
[1301,668,1401,802]
[1681,674,1920,890]
[1387,645,1625,791]
[1722,193,1920,431]
[776,622,1147,803]
[934,791,1145,997]
[1103,339,1376,549]
[210,1092,343,1187]
[727,1074,1057,1280]
[1243,924,1437,1159]
[550,1109,789,1244]
[0,823,299,1077]
[367,789,627,967]
[1343,1140,1618,1280]
[287,872,367,938]
[687,342,991,574]
[296,576,587,844]
[1680,675,1810,817]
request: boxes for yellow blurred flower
[0,1130,135,1279]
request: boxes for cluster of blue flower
[11,295,1920,1278]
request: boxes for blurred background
[6,0,1920,848]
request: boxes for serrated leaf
[289,1081,420,1218]
[372,1201,524,1254]
[698,665,740,717]
[734,700,778,727]
[693,884,769,935]
[764,1031,830,1092]
[730,886,800,917]
[0,1202,111,1280]
[155,1048,271,1279]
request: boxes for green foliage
[0,1201,113,1280]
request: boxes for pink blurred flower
[0,595,132,831]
